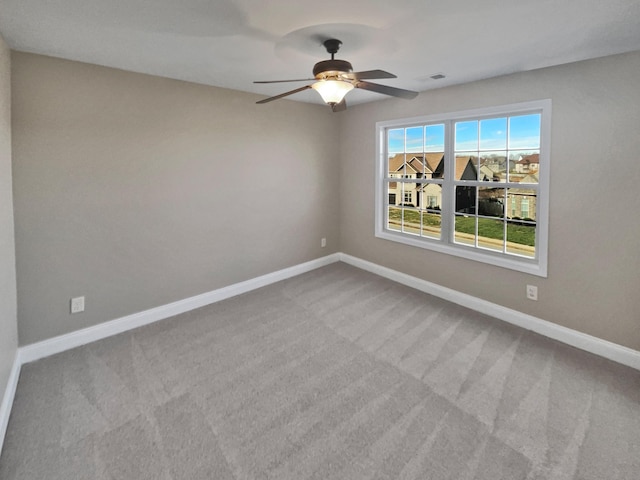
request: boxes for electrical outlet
[526,285,538,301]
[321,237,327,248]
[70,296,85,314]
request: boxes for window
[403,191,413,204]
[375,100,551,277]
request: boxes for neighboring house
[479,164,501,182]
[509,172,538,220]
[454,155,478,181]
[421,183,442,209]
[388,154,478,210]
[389,153,537,220]
[515,153,539,173]
[508,190,537,220]
[387,153,445,207]
[388,153,444,180]
[520,172,539,184]
[453,156,479,214]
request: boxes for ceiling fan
[254,39,419,112]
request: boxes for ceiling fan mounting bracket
[315,39,352,76]
[323,39,342,58]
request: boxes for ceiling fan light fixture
[311,79,354,105]
[254,38,418,110]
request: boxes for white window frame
[375,99,551,277]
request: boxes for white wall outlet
[526,285,538,301]
[70,296,85,314]
[321,237,327,248]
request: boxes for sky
[388,113,541,154]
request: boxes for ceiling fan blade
[254,78,315,84]
[355,81,419,100]
[348,70,397,80]
[331,99,347,112]
[256,85,312,104]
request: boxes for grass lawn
[456,216,535,246]
[389,208,535,246]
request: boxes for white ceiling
[1,0,640,106]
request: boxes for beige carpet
[1,262,639,479]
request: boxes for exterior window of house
[376,100,551,277]
[521,197,530,219]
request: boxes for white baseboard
[5,254,341,456]
[16,251,640,370]
[19,253,341,364]
[3,251,640,456]
[339,253,640,371]
[0,352,21,456]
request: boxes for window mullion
[441,119,455,245]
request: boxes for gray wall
[10,49,640,352]
[339,51,640,350]
[0,35,17,398]
[12,52,340,345]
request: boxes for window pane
[455,155,478,181]
[388,154,404,177]
[478,218,504,252]
[388,128,404,153]
[421,183,442,210]
[402,208,421,235]
[425,152,445,179]
[401,182,417,207]
[507,188,537,221]
[405,126,424,153]
[406,155,426,177]
[509,114,541,149]
[506,220,536,258]
[422,211,441,239]
[455,215,476,246]
[455,120,478,151]
[510,151,540,184]
[478,187,505,219]
[386,181,398,206]
[456,185,476,214]
[480,117,507,150]
[425,124,445,152]
[388,206,402,232]
[479,152,507,182]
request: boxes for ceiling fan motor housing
[313,59,353,79]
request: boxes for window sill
[375,229,547,277]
